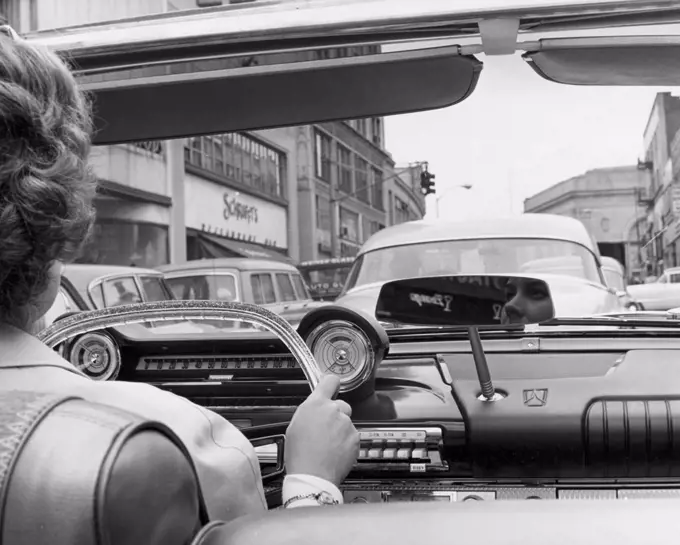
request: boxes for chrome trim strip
[27,0,680,56]
[37,300,324,389]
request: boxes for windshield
[345,238,602,292]
[41,1,680,329]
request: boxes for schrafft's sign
[409,292,453,312]
[223,192,259,224]
[408,291,503,321]
[451,275,508,291]
[185,173,288,248]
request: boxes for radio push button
[368,449,382,459]
[382,449,397,459]
[396,448,411,459]
[411,448,428,460]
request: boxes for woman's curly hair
[0,35,96,324]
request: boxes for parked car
[37,264,176,330]
[601,256,641,311]
[158,258,329,327]
[336,213,623,319]
[626,266,680,310]
[298,257,355,301]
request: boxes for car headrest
[0,391,210,545]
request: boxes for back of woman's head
[0,31,96,326]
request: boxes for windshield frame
[602,267,625,291]
[341,236,605,295]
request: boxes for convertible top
[23,0,680,144]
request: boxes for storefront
[184,173,291,263]
[77,180,171,268]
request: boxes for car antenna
[467,326,505,402]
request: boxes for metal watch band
[283,491,340,508]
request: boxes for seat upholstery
[0,390,210,545]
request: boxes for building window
[355,118,368,137]
[371,118,383,147]
[371,168,384,211]
[77,220,169,268]
[337,145,353,194]
[314,129,332,182]
[366,220,385,239]
[394,196,410,224]
[184,133,285,199]
[355,157,370,204]
[339,207,360,243]
[316,194,331,231]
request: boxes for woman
[501,277,555,325]
[0,27,358,520]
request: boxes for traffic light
[420,170,436,196]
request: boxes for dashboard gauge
[306,320,374,388]
[68,332,121,381]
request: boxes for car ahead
[626,266,680,310]
[336,213,623,319]
[601,256,641,311]
[158,258,329,328]
[37,264,175,330]
[298,257,355,301]
[23,1,680,542]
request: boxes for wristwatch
[283,490,340,508]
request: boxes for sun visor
[523,36,680,86]
[80,47,482,145]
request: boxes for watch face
[318,491,339,505]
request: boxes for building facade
[523,166,648,278]
[637,92,680,276]
[3,0,426,267]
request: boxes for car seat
[0,390,211,545]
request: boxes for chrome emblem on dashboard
[523,389,548,407]
[334,348,349,364]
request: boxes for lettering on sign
[201,224,280,249]
[493,303,503,321]
[409,292,453,312]
[454,275,507,290]
[223,192,259,224]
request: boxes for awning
[197,232,295,265]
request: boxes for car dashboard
[53,310,680,509]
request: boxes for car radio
[353,427,447,473]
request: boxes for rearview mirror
[375,274,555,327]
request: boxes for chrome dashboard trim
[435,355,453,384]
[37,300,324,389]
[388,336,680,355]
[306,319,375,393]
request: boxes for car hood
[335,274,621,319]
[627,283,663,296]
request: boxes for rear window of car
[165,273,238,301]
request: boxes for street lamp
[435,184,472,218]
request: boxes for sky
[382,22,680,220]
